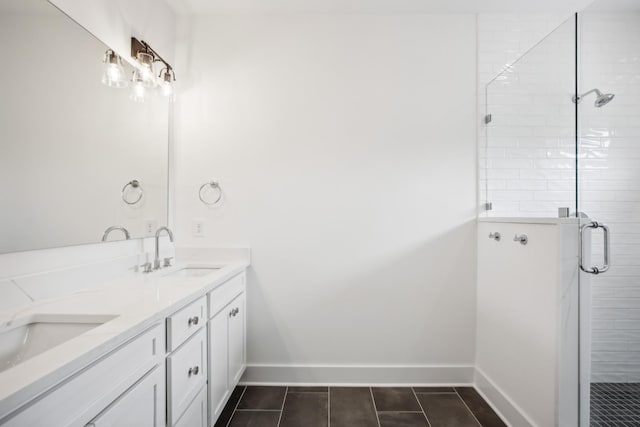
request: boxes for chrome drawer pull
[188,316,199,326]
[188,366,200,377]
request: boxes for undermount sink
[164,267,222,278]
[0,313,117,373]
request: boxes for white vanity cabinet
[0,268,248,427]
[0,324,165,427]
[208,273,247,424]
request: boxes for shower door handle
[580,221,610,275]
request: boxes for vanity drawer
[166,296,206,352]
[167,328,207,426]
[208,273,245,318]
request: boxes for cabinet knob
[229,307,239,317]
[188,366,200,377]
[188,316,199,326]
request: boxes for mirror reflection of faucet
[102,226,130,242]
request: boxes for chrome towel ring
[122,180,144,205]
[199,181,223,205]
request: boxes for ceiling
[165,0,595,15]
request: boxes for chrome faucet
[154,226,174,270]
[102,226,130,242]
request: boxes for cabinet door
[87,365,165,427]
[228,292,246,385]
[175,385,207,427]
[208,306,230,422]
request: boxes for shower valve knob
[514,234,528,245]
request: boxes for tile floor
[590,382,640,427]
[214,386,506,427]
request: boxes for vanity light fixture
[101,49,128,88]
[130,37,177,102]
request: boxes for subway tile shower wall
[581,12,640,383]
[478,12,640,382]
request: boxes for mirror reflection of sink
[0,314,117,373]
[164,267,222,278]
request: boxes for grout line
[225,386,247,427]
[454,388,482,427]
[377,411,424,413]
[235,409,282,412]
[328,386,331,427]
[414,392,457,394]
[276,386,288,427]
[369,387,382,427]
[411,387,433,427]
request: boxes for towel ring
[122,180,144,205]
[199,181,222,205]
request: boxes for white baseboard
[474,368,535,427]
[240,364,474,386]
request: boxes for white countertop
[0,260,249,418]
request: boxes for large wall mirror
[0,0,169,254]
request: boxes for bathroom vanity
[0,264,248,427]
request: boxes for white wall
[174,14,478,380]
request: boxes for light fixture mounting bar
[130,37,175,73]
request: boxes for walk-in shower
[480,0,639,425]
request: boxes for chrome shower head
[594,91,615,107]
[573,88,615,108]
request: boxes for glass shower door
[578,1,640,425]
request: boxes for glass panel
[578,1,640,425]
[482,18,577,218]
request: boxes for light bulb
[160,81,173,97]
[135,52,155,87]
[130,70,146,102]
[159,67,176,100]
[101,49,128,88]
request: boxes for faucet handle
[139,262,153,273]
[163,257,174,267]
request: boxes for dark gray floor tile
[417,393,480,427]
[288,386,329,393]
[279,391,328,427]
[378,412,430,427]
[330,387,379,427]
[215,386,246,427]
[237,386,287,410]
[228,411,281,427]
[413,387,456,393]
[372,387,421,412]
[455,387,506,427]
